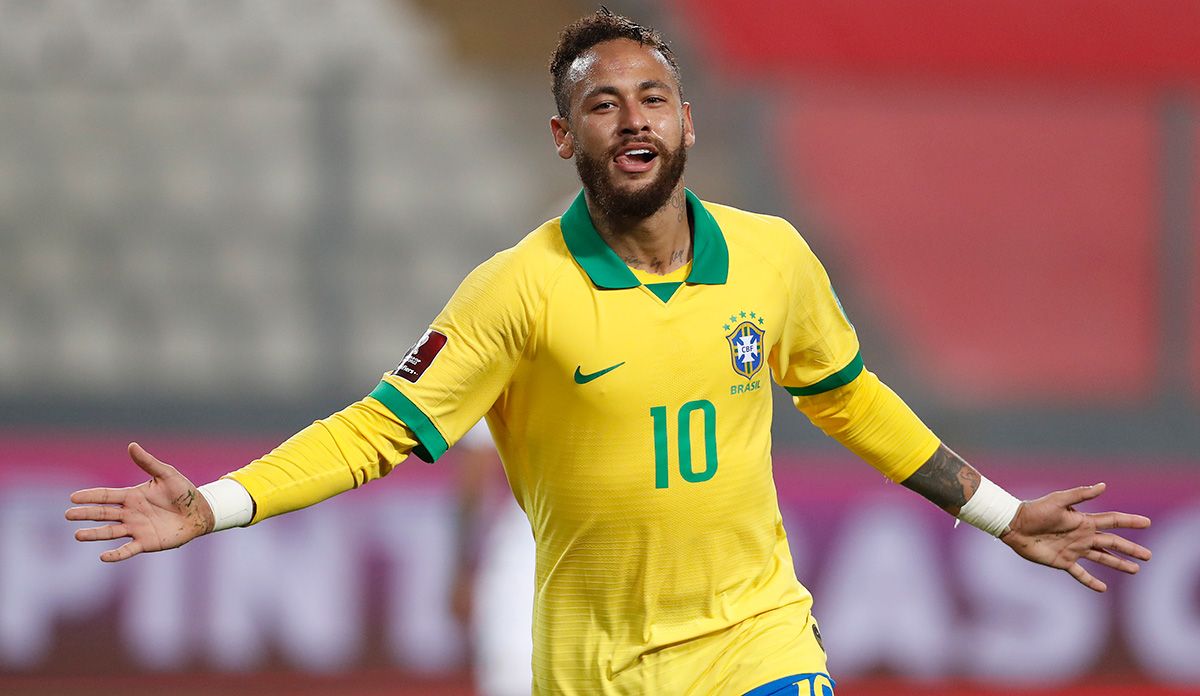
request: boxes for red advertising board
[2,431,1197,694]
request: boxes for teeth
[625,148,651,156]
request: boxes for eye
[592,101,616,112]
[645,95,667,104]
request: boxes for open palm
[1000,482,1151,592]
[66,443,214,562]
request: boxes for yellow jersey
[228,190,939,695]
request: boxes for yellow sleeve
[225,396,418,523]
[223,246,541,524]
[369,247,540,461]
[768,225,862,393]
[765,222,935,480]
[793,369,941,482]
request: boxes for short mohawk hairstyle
[549,7,681,118]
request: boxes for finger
[100,540,143,563]
[1094,533,1152,561]
[65,506,124,522]
[1066,562,1107,593]
[128,442,175,479]
[75,524,130,542]
[70,488,127,505]
[1089,511,1151,531]
[1055,482,1106,507]
[1085,549,1140,575]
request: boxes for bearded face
[574,130,688,221]
[552,39,696,224]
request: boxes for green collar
[559,188,730,289]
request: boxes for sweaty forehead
[565,39,676,102]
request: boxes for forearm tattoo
[900,444,982,516]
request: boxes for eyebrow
[582,79,674,103]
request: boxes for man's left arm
[900,443,1152,592]
[771,224,1151,593]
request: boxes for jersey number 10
[651,400,718,489]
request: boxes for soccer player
[67,10,1152,696]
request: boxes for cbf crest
[724,310,766,380]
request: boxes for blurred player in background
[451,420,535,696]
[68,9,1152,695]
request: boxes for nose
[618,101,650,135]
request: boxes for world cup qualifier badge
[391,329,447,383]
[723,310,765,380]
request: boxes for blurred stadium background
[2,0,1197,694]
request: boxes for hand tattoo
[173,488,196,510]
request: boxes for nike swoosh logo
[574,362,626,384]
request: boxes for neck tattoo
[669,190,687,224]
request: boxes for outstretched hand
[1000,482,1151,592]
[65,443,214,562]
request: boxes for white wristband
[956,476,1022,537]
[197,479,254,532]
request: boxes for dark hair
[549,7,681,118]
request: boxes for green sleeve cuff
[367,380,449,463]
[785,351,865,397]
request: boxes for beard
[575,134,687,222]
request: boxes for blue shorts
[742,673,836,696]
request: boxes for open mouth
[614,145,658,173]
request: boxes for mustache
[608,137,661,158]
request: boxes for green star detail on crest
[722,309,766,332]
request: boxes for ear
[681,102,696,149]
[551,115,574,159]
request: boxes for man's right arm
[224,395,420,524]
[69,242,541,561]
[66,395,421,561]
